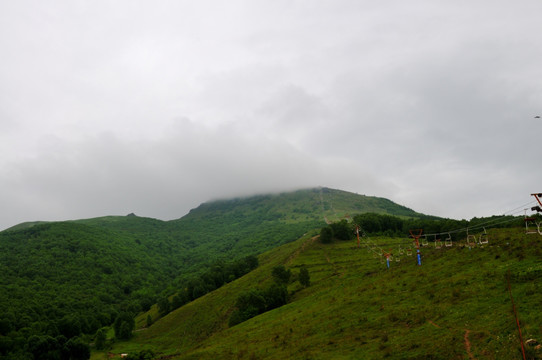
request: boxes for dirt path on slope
[427,320,441,328]
[464,329,474,360]
[426,320,474,359]
[324,251,343,277]
[286,235,318,265]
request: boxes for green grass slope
[1,187,426,358]
[158,187,425,266]
[101,227,542,360]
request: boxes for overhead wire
[357,196,540,263]
[416,199,537,238]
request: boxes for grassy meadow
[94,226,542,359]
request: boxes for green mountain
[0,187,425,359]
[99,226,542,360]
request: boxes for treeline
[228,265,310,327]
[320,213,526,242]
[0,223,168,360]
[156,255,260,318]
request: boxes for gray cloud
[1,1,542,229]
[0,122,385,228]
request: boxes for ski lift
[466,228,477,248]
[398,246,404,255]
[395,256,401,262]
[406,247,413,256]
[526,195,542,235]
[444,233,453,247]
[525,218,539,234]
[434,235,442,249]
[479,227,489,245]
[525,218,542,235]
[421,235,429,247]
[524,210,541,235]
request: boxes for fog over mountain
[1,1,541,230]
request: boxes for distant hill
[158,187,427,265]
[100,226,542,359]
[0,187,430,359]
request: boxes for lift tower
[409,229,423,266]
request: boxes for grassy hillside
[0,187,426,359]
[158,187,424,269]
[98,226,542,359]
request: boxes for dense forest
[0,222,171,359]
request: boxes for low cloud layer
[1,1,541,229]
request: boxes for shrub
[271,265,291,285]
[263,283,288,310]
[320,227,333,243]
[299,266,310,287]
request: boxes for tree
[320,226,333,243]
[299,266,310,287]
[0,335,14,355]
[244,255,259,270]
[126,349,155,360]
[113,313,134,340]
[229,289,267,327]
[235,289,267,314]
[329,220,352,240]
[171,294,185,310]
[27,335,59,360]
[94,328,107,350]
[263,283,288,310]
[0,318,13,336]
[157,297,171,316]
[58,315,81,339]
[118,322,132,341]
[271,265,291,285]
[64,336,90,360]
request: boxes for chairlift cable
[419,199,536,238]
[356,194,542,268]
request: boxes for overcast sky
[1,1,541,230]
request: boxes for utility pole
[355,225,361,248]
[409,229,423,266]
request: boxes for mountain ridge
[3,187,428,233]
